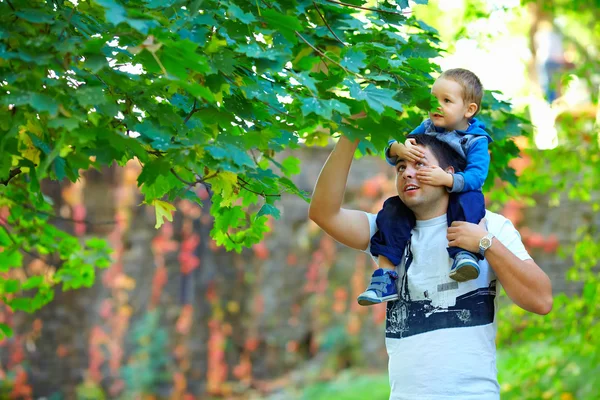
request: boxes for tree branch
[170,168,218,192]
[5,0,15,11]
[238,177,281,198]
[295,31,351,74]
[170,168,195,186]
[1,168,22,186]
[183,98,198,123]
[322,0,410,15]
[226,232,243,244]
[58,6,77,41]
[313,1,347,46]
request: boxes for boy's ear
[465,103,478,118]
[445,166,455,174]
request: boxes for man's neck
[412,199,449,221]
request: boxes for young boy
[358,68,493,306]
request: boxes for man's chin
[399,193,420,206]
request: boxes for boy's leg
[447,191,486,282]
[358,196,415,306]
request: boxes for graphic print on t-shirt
[385,247,497,339]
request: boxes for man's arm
[447,219,553,315]
[308,135,372,251]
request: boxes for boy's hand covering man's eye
[416,165,453,188]
[399,138,425,162]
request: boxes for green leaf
[31,93,59,116]
[8,298,31,312]
[48,118,81,131]
[257,204,280,220]
[0,249,22,271]
[16,10,56,24]
[4,279,20,293]
[281,156,301,175]
[340,49,367,73]
[227,4,256,24]
[22,276,44,290]
[84,54,109,73]
[0,323,13,339]
[261,9,302,43]
[75,86,107,107]
[135,121,174,151]
[300,98,350,119]
[152,199,176,229]
[347,80,403,114]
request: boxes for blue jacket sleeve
[385,139,397,166]
[450,137,490,192]
[385,120,429,166]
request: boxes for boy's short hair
[439,68,484,116]
[413,135,467,172]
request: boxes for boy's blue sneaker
[357,268,399,306]
[449,251,480,282]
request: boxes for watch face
[481,237,492,248]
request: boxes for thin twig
[58,6,77,41]
[0,218,42,273]
[202,172,219,181]
[258,0,272,9]
[0,168,22,186]
[170,168,195,186]
[149,51,168,76]
[184,98,198,123]
[313,1,346,46]
[238,177,281,198]
[259,99,290,117]
[295,31,350,74]
[226,232,242,245]
[322,0,410,16]
[0,219,17,245]
[5,0,15,11]
[170,169,218,189]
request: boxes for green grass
[299,370,389,400]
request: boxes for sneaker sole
[449,265,480,282]
[357,294,399,306]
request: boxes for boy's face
[430,78,477,131]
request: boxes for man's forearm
[308,135,358,221]
[486,238,553,315]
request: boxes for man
[308,134,552,399]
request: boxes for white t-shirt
[364,210,531,400]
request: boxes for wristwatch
[478,233,495,257]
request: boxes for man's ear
[465,103,478,119]
[445,166,455,174]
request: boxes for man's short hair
[439,68,483,116]
[413,135,467,172]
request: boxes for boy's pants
[370,191,486,266]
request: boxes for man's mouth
[404,184,420,192]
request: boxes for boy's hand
[416,165,454,187]
[447,219,488,252]
[390,138,424,163]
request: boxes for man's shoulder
[484,209,513,233]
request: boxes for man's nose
[402,165,416,179]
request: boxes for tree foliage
[0,0,523,333]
